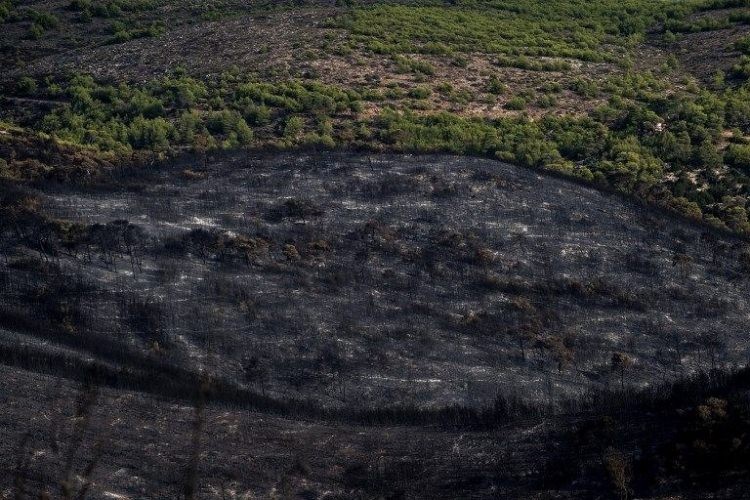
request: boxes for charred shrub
[266,198,323,223]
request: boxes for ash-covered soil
[0,365,548,499]
[2,152,749,410]
[3,152,750,498]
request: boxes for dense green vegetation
[32,72,361,152]
[333,0,712,62]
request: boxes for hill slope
[2,152,750,498]
[2,152,749,409]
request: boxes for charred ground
[2,152,750,498]
[6,152,750,408]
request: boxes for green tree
[726,144,750,172]
[284,115,305,140]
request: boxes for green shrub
[725,91,750,131]
[92,1,122,17]
[726,144,750,171]
[245,104,272,125]
[486,75,507,95]
[284,115,305,140]
[736,36,750,54]
[31,73,360,153]
[128,116,171,150]
[435,82,454,94]
[408,86,432,99]
[570,78,599,98]
[393,55,435,75]
[505,97,526,110]
[157,76,207,108]
[732,56,750,80]
[16,76,37,95]
[452,55,469,67]
[29,23,44,39]
[28,9,58,30]
[108,20,164,44]
[206,110,253,144]
[0,0,13,23]
[537,94,557,108]
[21,8,60,37]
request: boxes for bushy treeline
[32,72,362,152]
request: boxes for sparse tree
[611,352,633,390]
